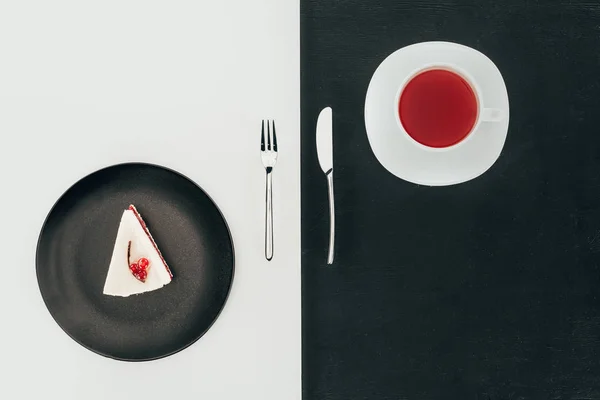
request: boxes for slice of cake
[103,205,173,297]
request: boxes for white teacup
[394,63,505,152]
[364,41,510,186]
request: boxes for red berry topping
[129,257,150,283]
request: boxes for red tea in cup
[398,69,478,148]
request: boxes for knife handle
[326,170,335,265]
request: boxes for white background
[0,1,300,399]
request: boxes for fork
[261,120,278,261]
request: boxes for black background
[301,1,600,398]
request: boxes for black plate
[36,163,235,361]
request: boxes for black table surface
[301,1,600,399]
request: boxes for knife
[316,107,335,265]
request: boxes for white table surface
[0,1,300,399]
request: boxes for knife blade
[316,107,333,174]
[316,107,335,264]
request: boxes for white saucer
[364,41,510,186]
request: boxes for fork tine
[267,120,272,150]
[272,121,278,152]
[261,120,266,151]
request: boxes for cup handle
[481,108,505,122]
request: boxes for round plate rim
[35,161,236,362]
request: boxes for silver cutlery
[261,120,278,261]
[316,107,335,265]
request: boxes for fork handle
[265,169,274,261]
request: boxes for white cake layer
[103,209,172,297]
